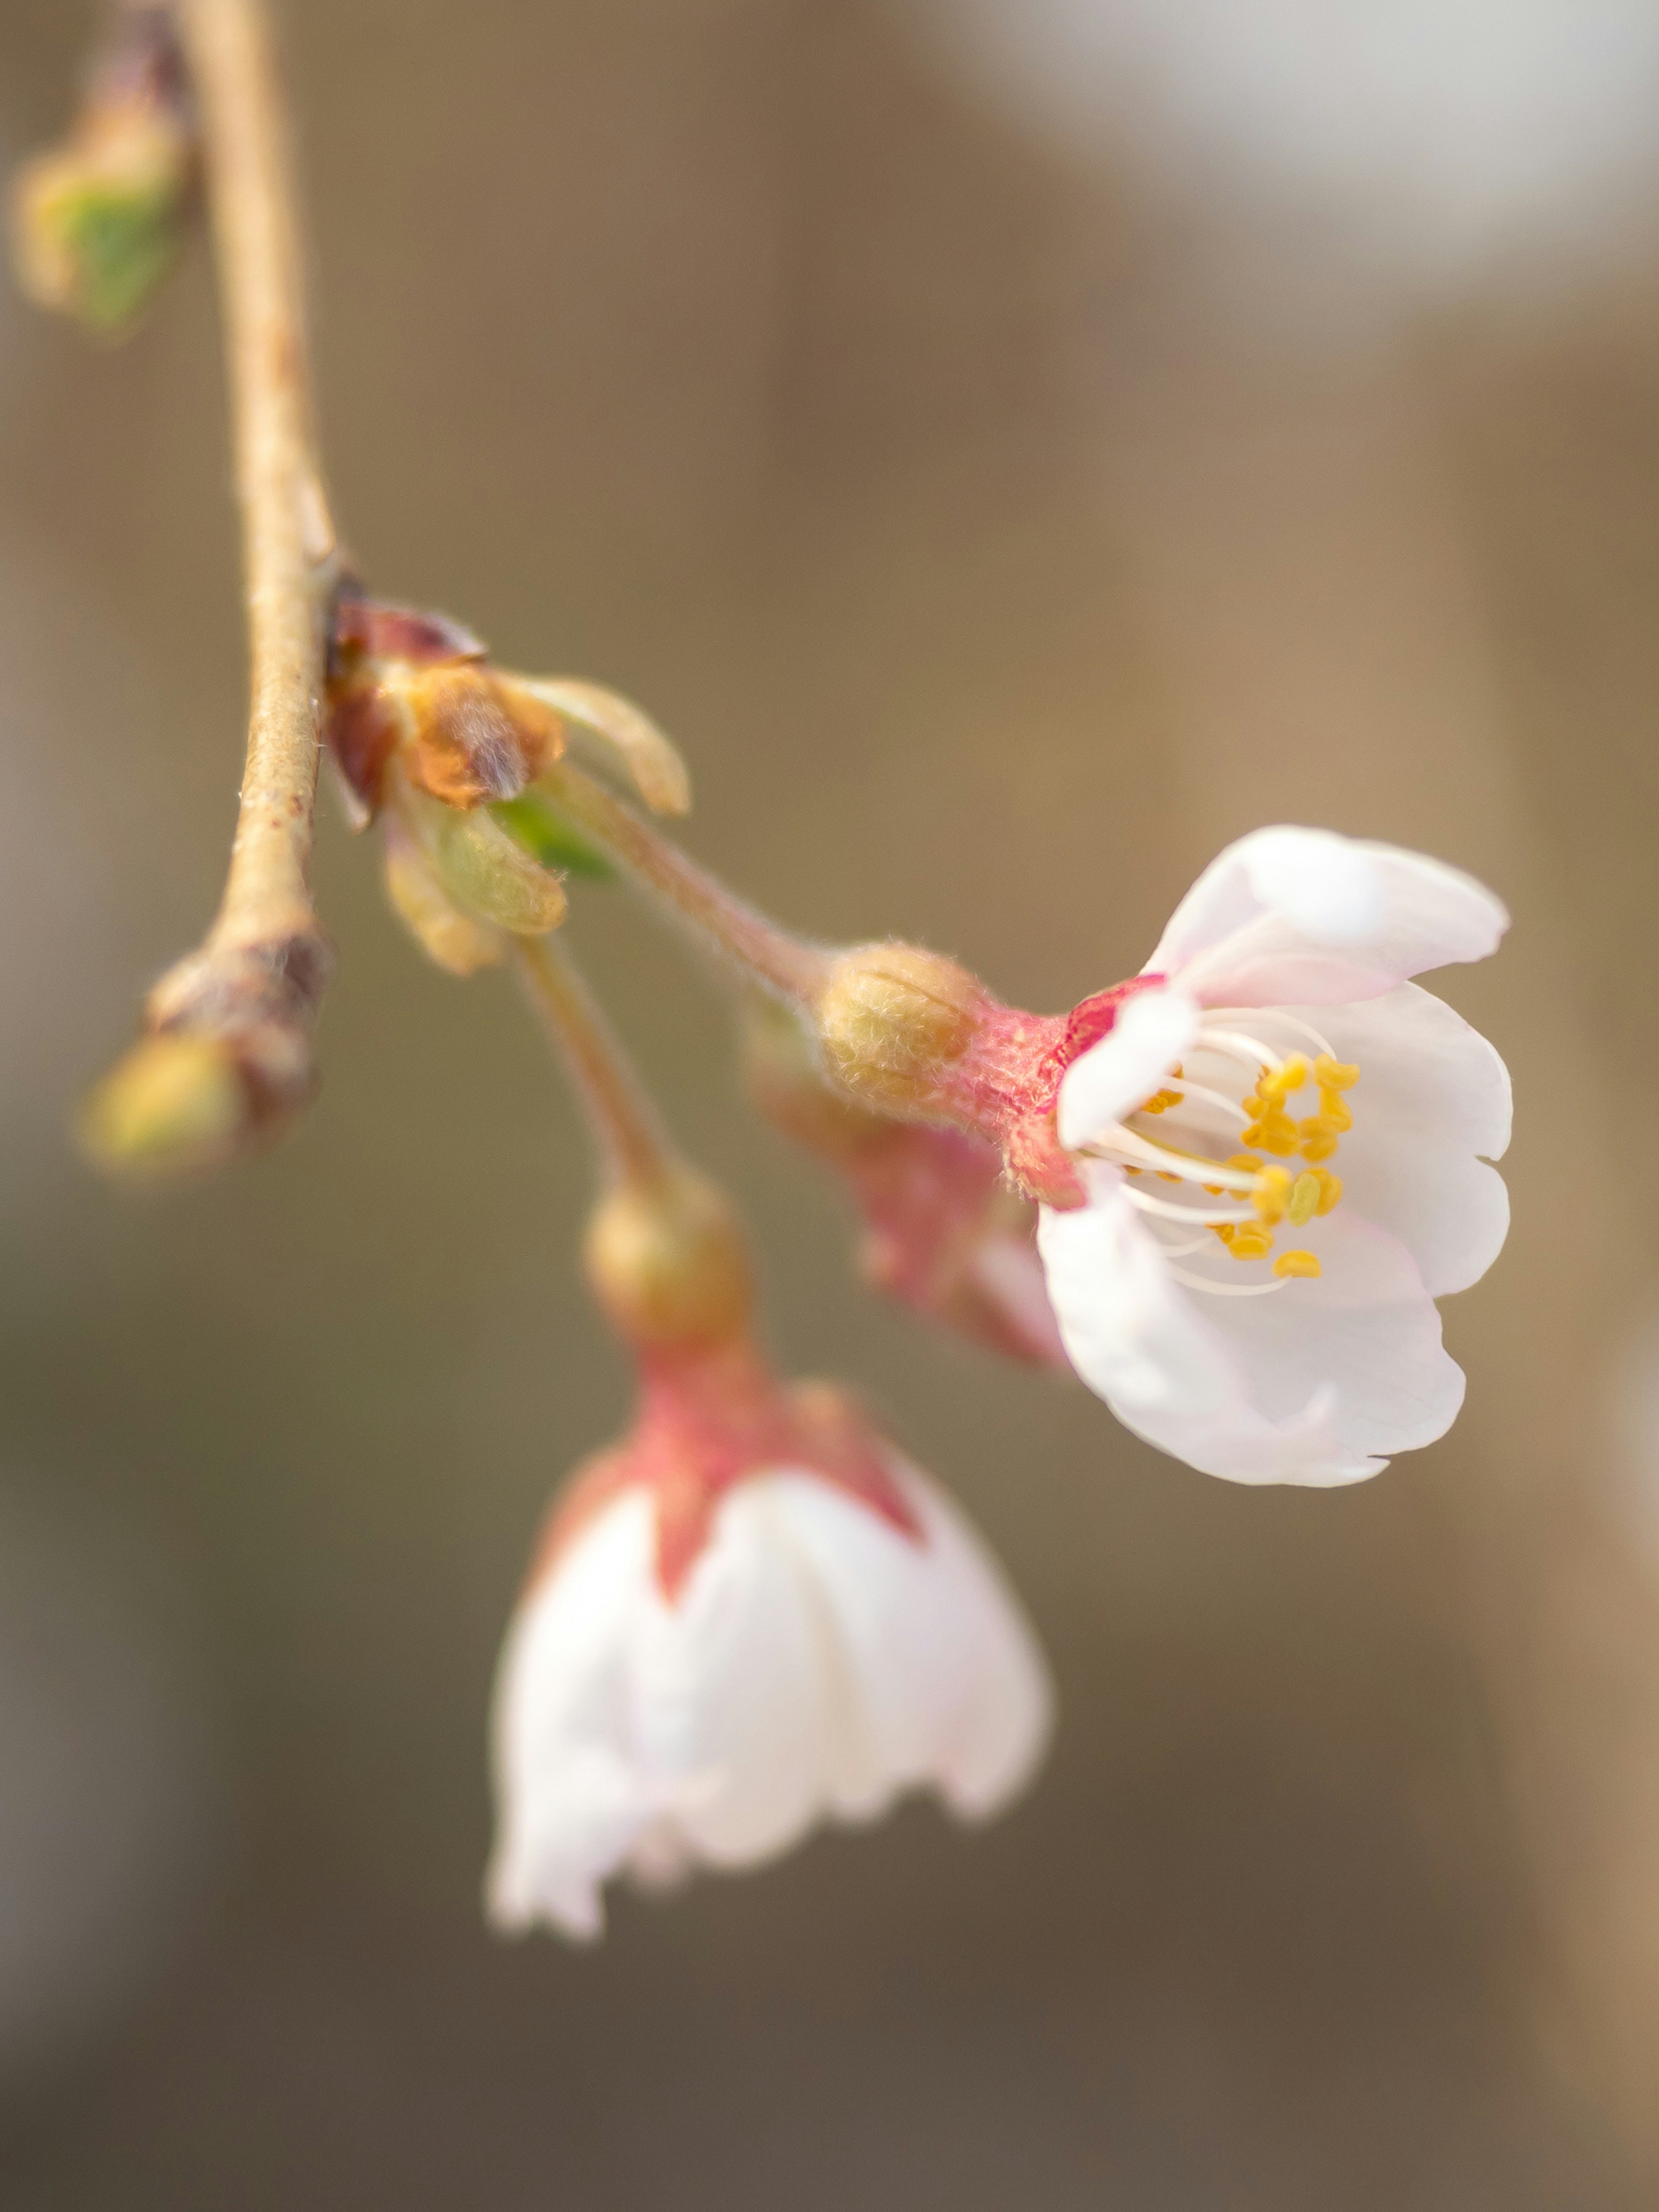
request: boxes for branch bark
[85,0,337,1177]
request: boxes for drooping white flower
[1038,826,1510,1486]
[487,1357,1052,1941]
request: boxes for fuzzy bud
[814,943,984,1117]
[10,9,194,337]
[743,993,877,1158]
[78,1032,248,1181]
[584,1169,754,1349]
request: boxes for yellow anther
[1298,1119,1341,1163]
[1157,1170,1180,1182]
[1226,1152,1264,1176]
[1317,1087,1352,1134]
[1211,1222,1236,1247]
[1244,1113,1300,1157]
[1272,1249,1322,1280]
[1252,1166,1292,1224]
[1314,1055,1359,1091]
[1287,1171,1322,1227]
[1137,1065,1185,1116]
[1228,1224,1274,1262]
[1255,1054,1309,1103]
[1202,1183,1224,1196]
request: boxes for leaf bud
[584,1168,754,1348]
[77,1032,247,1181]
[10,9,194,337]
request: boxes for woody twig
[66,0,339,1177]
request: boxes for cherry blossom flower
[487,1341,1053,1940]
[1036,827,1510,1484]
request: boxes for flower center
[1079,1007,1360,1299]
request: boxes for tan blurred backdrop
[1,1,1658,2204]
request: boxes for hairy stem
[545,763,831,1006]
[514,935,676,1192]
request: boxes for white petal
[1301,985,1511,1297]
[1038,1168,1463,1485]
[1056,985,1201,1150]
[1145,826,1509,1007]
[486,1490,662,1941]
[487,1459,1054,1941]
[631,1487,829,1867]
[763,1462,1054,1824]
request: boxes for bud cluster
[324,591,689,980]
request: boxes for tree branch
[83,0,337,1178]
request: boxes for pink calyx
[530,1337,924,1603]
[933,975,1167,1209]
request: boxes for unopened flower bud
[382,810,505,976]
[10,10,194,337]
[743,992,875,1157]
[815,943,984,1116]
[583,1169,754,1348]
[77,1032,247,1181]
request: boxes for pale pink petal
[1295,985,1510,1297]
[1038,1167,1462,1484]
[1192,1207,1465,1460]
[765,1462,1054,1824]
[1056,985,1201,1150]
[968,1233,1069,1369]
[1145,826,1508,1008]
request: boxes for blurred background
[2,0,1658,2202]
